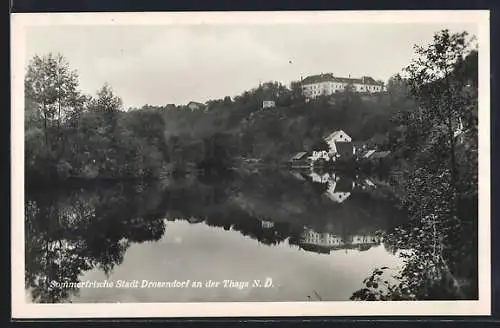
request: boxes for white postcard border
[11,10,491,318]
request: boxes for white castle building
[301,73,385,99]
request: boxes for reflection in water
[26,169,458,303]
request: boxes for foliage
[351,29,478,301]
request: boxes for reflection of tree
[25,200,93,303]
[351,213,477,300]
[25,181,169,303]
[25,170,408,303]
[165,170,400,252]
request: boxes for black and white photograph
[11,11,490,318]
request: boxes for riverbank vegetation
[350,30,478,300]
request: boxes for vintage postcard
[11,10,490,318]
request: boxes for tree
[290,80,304,100]
[25,53,84,150]
[223,96,232,106]
[404,29,476,216]
[386,74,409,104]
[351,29,479,301]
[25,53,86,181]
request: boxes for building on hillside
[325,130,352,148]
[323,130,355,160]
[261,220,275,229]
[335,142,355,160]
[301,73,385,99]
[262,100,276,109]
[187,101,206,111]
[310,150,331,163]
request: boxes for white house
[261,220,275,229]
[325,130,351,149]
[309,150,331,162]
[323,130,355,159]
[262,100,275,109]
[187,101,206,111]
[301,74,385,99]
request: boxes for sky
[25,22,478,109]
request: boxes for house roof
[187,101,206,107]
[370,151,391,159]
[335,141,354,157]
[302,73,384,86]
[324,130,351,142]
[363,149,376,158]
[290,152,308,160]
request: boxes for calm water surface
[25,169,407,303]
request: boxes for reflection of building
[289,170,307,181]
[302,229,343,247]
[261,220,275,229]
[350,234,380,245]
[324,176,354,203]
[299,228,381,254]
[309,171,331,184]
[262,100,275,109]
[187,217,204,224]
[289,152,310,168]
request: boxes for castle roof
[302,73,384,86]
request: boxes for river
[24,169,414,303]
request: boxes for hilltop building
[301,73,385,99]
[261,220,275,229]
[262,100,276,109]
[186,101,206,111]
